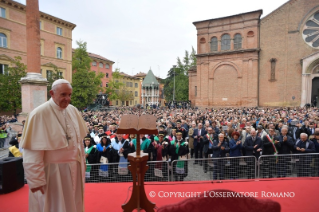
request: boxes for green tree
[71,41,104,109]
[0,56,27,115]
[117,89,134,106]
[105,68,123,102]
[47,65,64,99]
[164,47,197,101]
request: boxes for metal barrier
[171,156,257,182]
[85,160,170,183]
[258,153,319,178]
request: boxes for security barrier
[258,153,319,178]
[171,156,257,181]
[73,153,319,183]
[85,160,170,183]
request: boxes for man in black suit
[211,133,229,180]
[261,128,278,178]
[275,126,294,177]
[192,123,206,165]
[244,129,262,179]
[294,133,316,177]
[308,122,316,136]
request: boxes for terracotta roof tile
[72,49,114,64]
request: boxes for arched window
[0,33,7,48]
[92,61,97,66]
[234,34,242,49]
[105,64,110,69]
[210,37,218,52]
[57,47,62,59]
[221,34,231,50]
[99,62,103,68]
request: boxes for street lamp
[152,81,154,106]
[173,65,176,102]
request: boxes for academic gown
[96,142,112,178]
[20,98,87,212]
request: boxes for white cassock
[20,98,88,212]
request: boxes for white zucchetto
[52,79,72,89]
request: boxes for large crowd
[5,105,319,181]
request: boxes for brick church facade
[189,0,319,107]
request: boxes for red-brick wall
[259,0,319,106]
[192,10,261,107]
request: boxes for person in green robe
[84,135,98,181]
[170,129,189,181]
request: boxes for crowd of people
[0,115,24,149]
[78,105,319,181]
[165,101,192,109]
[6,105,319,181]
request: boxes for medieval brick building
[189,0,319,107]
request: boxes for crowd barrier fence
[83,153,319,183]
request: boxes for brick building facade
[0,0,75,82]
[190,0,319,107]
[86,51,114,89]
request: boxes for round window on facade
[302,11,319,49]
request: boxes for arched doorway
[212,64,238,106]
[301,52,319,106]
[312,77,319,107]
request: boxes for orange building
[0,0,75,81]
[87,51,114,89]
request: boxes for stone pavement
[0,148,9,159]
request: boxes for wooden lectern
[117,114,158,212]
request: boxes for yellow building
[0,0,76,82]
[112,72,141,106]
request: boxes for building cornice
[193,10,263,26]
[196,48,260,57]
[1,0,76,30]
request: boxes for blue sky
[17,0,288,78]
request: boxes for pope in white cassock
[20,79,88,212]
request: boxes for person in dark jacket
[192,123,206,165]
[294,133,316,177]
[211,133,229,180]
[275,126,294,177]
[310,132,319,177]
[295,124,310,140]
[244,129,262,179]
[261,128,278,178]
[229,131,242,179]
[203,127,215,173]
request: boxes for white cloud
[26,0,288,78]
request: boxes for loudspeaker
[0,157,24,194]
